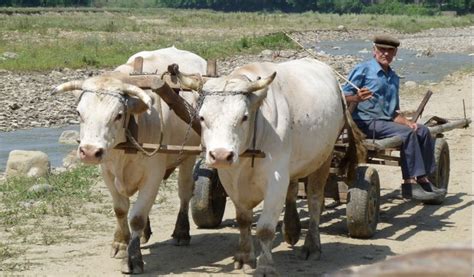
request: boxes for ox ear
[248,72,276,108]
[127,96,150,114]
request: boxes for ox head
[177,70,276,168]
[52,76,152,164]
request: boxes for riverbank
[0,27,472,132]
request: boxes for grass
[0,165,106,270]
[0,163,182,271]
[0,8,472,71]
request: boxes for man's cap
[373,34,400,49]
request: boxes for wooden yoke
[123,75,201,135]
[116,57,265,158]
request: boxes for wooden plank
[428,119,471,135]
[153,83,202,135]
[206,59,217,77]
[412,90,433,122]
[133,56,144,74]
[115,142,265,158]
[120,75,202,135]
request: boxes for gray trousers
[356,120,435,179]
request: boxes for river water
[0,125,79,172]
[0,41,472,172]
[314,40,472,83]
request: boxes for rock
[358,48,369,54]
[67,119,80,124]
[58,130,80,145]
[8,102,21,110]
[337,25,347,32]
[404,81,417,88]
[2,52,18,59]
[28,183,53,194]
[50,70,64,78]
[260,49,273,58]
[63,149,80,169]
[6,150,51,178]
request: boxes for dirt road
[14,68,472,276]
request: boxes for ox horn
[168,63,203,92]
[51,80,84,95]
[121,83,153,109]
[246,72,277,93]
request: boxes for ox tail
[339,103,367,185]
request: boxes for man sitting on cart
[343,34,445,201]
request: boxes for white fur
[198,58,345,272]
[76,47,205,273]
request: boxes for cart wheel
[346,166,380,238]
[424,138,450,205]
[191,158,227,228]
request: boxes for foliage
[362,0,438,15]
[0,0,472,14]
[0,165,108,270]
[0,165,102,227]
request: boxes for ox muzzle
[78,144,105,164]
[207,148,235,168]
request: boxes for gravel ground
[0,26,472,132]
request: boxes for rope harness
[196,88,260,167]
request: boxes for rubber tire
[423,138,450,205]
[346,166,380,239]
[191,158,226,228]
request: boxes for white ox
[52,47,205,274]
[177,58,365,275]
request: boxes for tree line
[0,0,472,14]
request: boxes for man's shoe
[401,183,442,201]
[418,180,447,195]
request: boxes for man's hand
[407,121,418,131]
[345,87,373,104]
[357,87,373,101]
[394,114,418,131]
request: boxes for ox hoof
[299,246,321,261]
[141,217,153,244]
[121,257,144,274]
[234,253,256,270]
[110,242,128,259]
[281,221,301,246]
[121,237,144,274]
[254,265,279,277]
[172,236,190,246]
[140,236,150,245]
[233,260,254,270]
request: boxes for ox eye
[199,116,205,122]
[115,113,123,121]
[242,115,248,122]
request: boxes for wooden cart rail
[333,117,471,167]
[356,117,470,151]
[115,143,265,158]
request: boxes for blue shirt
[342,58,400,121]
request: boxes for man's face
[373,45,397,69]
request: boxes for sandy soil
[13,69,472,276]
